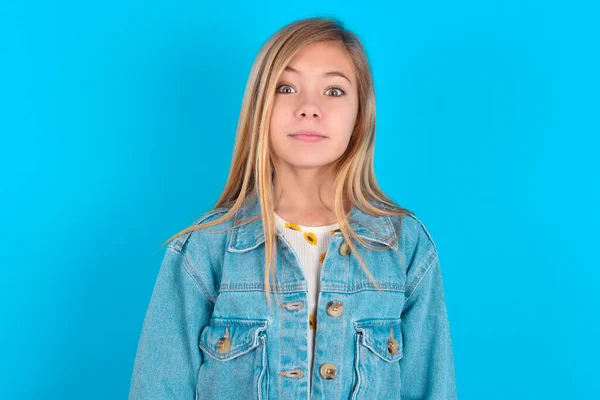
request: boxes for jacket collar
[227,191,398,252]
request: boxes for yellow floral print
[319,252,326,263]
[278,215,337,237]
[285,222,302,231]
[304,232,318,246]
[309,313,316,330]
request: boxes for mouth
[289,130,327,142]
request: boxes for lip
[289,130,327,142]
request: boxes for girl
[129,17,457,400]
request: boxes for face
[269,40,359,170]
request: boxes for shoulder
[168,206,232,253]
[394,212,439,285]
[398,212,438,254]
[396,211,441,295]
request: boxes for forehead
[284,41,355,79]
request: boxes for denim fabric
[129,192,457,399]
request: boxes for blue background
[1,1,598,398]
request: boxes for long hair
[160,16,414,308]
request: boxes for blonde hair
[161,16,414,308]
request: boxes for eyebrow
[283,65,352,85]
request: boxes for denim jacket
[129,192,457,399]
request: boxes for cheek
[330,103,358,137]
[269,101,288,133]
[268,103,288,151]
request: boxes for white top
[274,212,339,391]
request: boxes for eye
[275,84,296,94]
[325,87,346,97]
[275,83,346,97]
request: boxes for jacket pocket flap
[354,318,403,362]
[198,318,268,361]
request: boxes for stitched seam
[172,208,229,251]
[173,247,217,304]
[405,249,439,302]
[406,213,437,252]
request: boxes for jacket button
[387,337,399,354]
[319,363,337,380]
[339,242,351,256]
[216,337,231,353]
[216,327,231,353]
[387,327,399,354]
[326,300,343,317]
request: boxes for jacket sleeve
[399,248,457,399]
[129,245,215,399]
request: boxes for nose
[298,109,319,118]
[296,95,321,119]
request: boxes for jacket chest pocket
[351,318,404,400]
[197,318,269,400]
